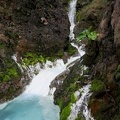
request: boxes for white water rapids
[0,0,94,120]
[68,0,94,120]
[68,0,77,40]
[0,57,81,120]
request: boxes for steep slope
[0,0,70,102]
[54,0,120,119]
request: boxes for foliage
[67,44,77,55]
[1,68,19,82]
[3,75,10,82]
[75,112,85,120]
[0,59,19,82]
[22,52,46,67]
[90,80,104,92]
[0,43,4,49]
[66,83,76,93]
[115,65,120,81]
[57,98,63,109]
[76,28,98,42]
[71,93,77,103]
[60,103,71,120]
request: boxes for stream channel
[0,0,93,120]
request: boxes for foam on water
[0,56,80,120]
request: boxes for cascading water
[68,0,94,120]
[68,0,77,40]
[0,0,94,120]
[0,57,81,120]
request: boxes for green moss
[2,68,18,82]
[57,98,64,109]
[76,28,98,43]
[90,80,104,92]
[115,65,120,81]
[3,75,10,82]
[116,65,120,71]
[66,83,77,93]
[7,68,18,77]
[22,52,47,67]
[75,112,85,120]
[67,44,77,56]
[57,50,64,57]
[71,93,77,103]
[0,58,20,82]
[76,0,109,22]
[60,103,71,120]
[0,43,4,49]
[8,87,15,93]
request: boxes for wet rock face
[111,0,120,61]
[75,0,111,36]
[0,0,70,102]
[54,60,90,110]
[58,0,120,119]
[86,0,120,119]
[0,0,69,56]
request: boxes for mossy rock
[90,79,104,93]
[71,93,77,103]
[60,103,71,120]
[114,65,120,82]
[75,112,85,120]
[76,0,109,23]
[0,57,21,82]
[75,0,110,37]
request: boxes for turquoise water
[0,95,59,120]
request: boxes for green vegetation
[115,65,120,81]
[1,67,19,82]
[57,98,63,109]
[76,28,98,42]
[0,43,4,49]
[75,112,85,120]
[90,80,104,92]
[0,59,19,82]
[66,83,76,93]
[71,93,77,103]
[76,0,109,22]
[67,44,77,56]
[22,52,47,67]
[60,103,71,120]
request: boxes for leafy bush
[90,80,104,92]
[57,98,63,109]
[60,103,71,120]
[22,52,46,67]
[0,59,19,82]
[76,28,98,42]
[75,112,85,120]
[0,43,4,49]
[71,93,77,103]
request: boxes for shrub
[90,80,104,92]
[76,28,98,42]
[60,103,71,120]
[71,93,77,103]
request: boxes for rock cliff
[0,0,70,102]
[54,0,120,119]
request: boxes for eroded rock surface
[0,0,70,102]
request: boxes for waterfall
[68,0,77,40]
[0,55,81,120]
[0,0,94,120]
[68,0,94,120]
[68,85,94,120]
